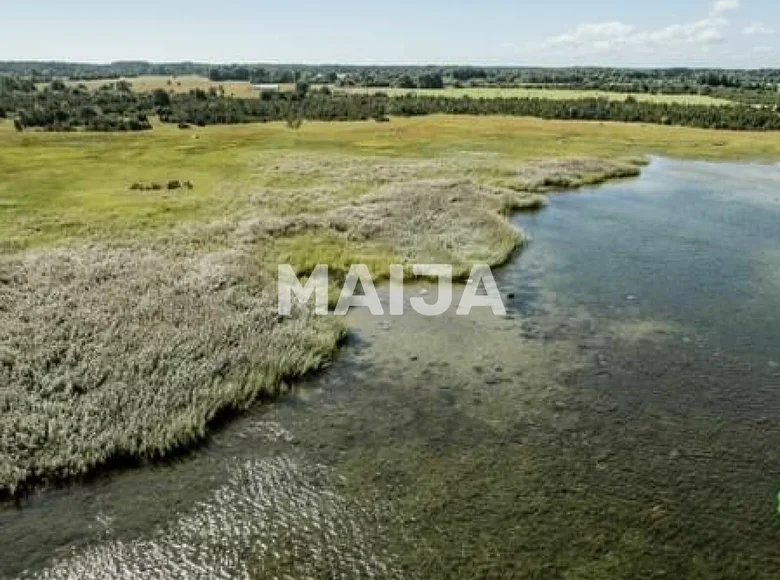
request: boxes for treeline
[5,61,780,109]
[1,80,153,131]
[4,81,780,132]
[161,90,780,131]
[386,95,780,130]
[3,61,780,92]
[157,88,389,125]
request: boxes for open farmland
[56,75,283,98]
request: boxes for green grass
[336,86,733,105]
[3,115,779,249]
[272,233,401,279]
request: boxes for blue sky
[3,0,779,67]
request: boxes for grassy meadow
[2,115,780,251]
[3,114,780,493]
[335,85,734,105]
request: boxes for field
[335,86,734,105]
[45,75,734,105]
[57,74,287,98]
[3,114,780,493]
[3,114,780,249]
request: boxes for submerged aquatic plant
[20,453,404,579]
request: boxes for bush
[286,116,303,130]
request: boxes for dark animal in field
[13,119,23,132]
[130,180,192,192]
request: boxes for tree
[276,70,295,84]
[395,74,417,89]
[295,80,310,98]
[286,115,303,129]
[152,88,171,107]
[452,67,486,81]
[249,68,270,84]
[418,72,444,89]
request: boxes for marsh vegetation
[0,114,655,494]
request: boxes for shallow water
[3,158,780,579]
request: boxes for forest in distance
[3,62,780,132]
[4,60,780,92]
[3,77,780,132]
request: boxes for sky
[2,0,779,67]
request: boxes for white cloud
[712,0,740,15]
[743,23,774,36]
[534,1,739,55]
[753,45,775,54]
[541,22,637,50]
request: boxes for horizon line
[1,59,780,72]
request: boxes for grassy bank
[1,115,779,494]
